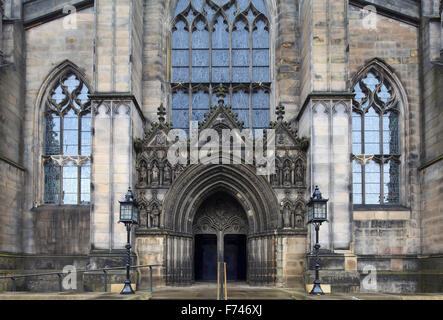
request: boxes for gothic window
[171,0,271,131]
[43,72,91,205]
[352,68,400,205]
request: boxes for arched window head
[43,71,91,205]
[352,65,401,205]
[171,0,271,131]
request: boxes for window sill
[31,204,91,213]
[353,205,411,221]
[353,205,410,211]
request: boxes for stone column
[298,0,352,251]
[90,98,144,253]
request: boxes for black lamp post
[307,185,328,295]
[118,187,139,294]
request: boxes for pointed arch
[351,58,407,206]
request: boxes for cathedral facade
[0,0,442,293]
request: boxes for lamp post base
[120,281,135,294]
[309,281,325,296]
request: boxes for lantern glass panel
[314,202,325,220]
[120,203,133,221]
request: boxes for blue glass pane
[45,114,61,155]
[172,50,189,66]
[252,20,269,48]
[51,85,66,104]
[172,67,190,82]
[232,90,249,109]
[252,0,267,14]
[172,90,189,109]
[63,163,78,204]
[192,0,204,12]
[252,109,270,128]
[238,0,250,12]
[232,20,249,48]
[232,49,249,66]
[78,84,89,105]
[212,67,230,82]
[212,49,229,66]
[362,72,379,91]
[364,108,380,154]
[365,161,381,204]
[64,75,80,94]
[236,109,250,128]
[192,110,209,122]
[172,20,189,49]
[44,162,60,204]
[81,114,91,131]
[378,83,391,103]
[252,89,269,109]
[192,90,210,109]
[352,112,362,154]
[245,9,256,24]
[192,20,209,48]
[212,16,229,49]
[232,67,250,82]
[252,67,269,82]
[192,67,210,82]
[172,110,189,129]
[174,0,190,15]
[192,49,209,66]
[63,109,78,156]
[353,161,363,204]
[353,82,366,105]
[252,49,269,66]
[203,2,216,22]
[225,2,236,22]
[81,132,91,155]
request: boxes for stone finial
[276,103,285,122]
[157,103,166,123]
[215,84,227,106]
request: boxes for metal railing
[0,264,162,293]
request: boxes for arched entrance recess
[162,164,280,285]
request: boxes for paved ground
[1,283,443,300]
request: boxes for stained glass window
[171,0,271,130]
[352,69,400,205]
[43,72,91,205]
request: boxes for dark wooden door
[224,234,247,281]
[194,234,218,281]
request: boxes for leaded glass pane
[252,67,269,82]
[365,161,381,204]
[192,90,210,109]
[377,83,391,103]
[44,162,60,204]
[172,20,189,49]
[232,90,249,109]
[192,110,208,122]
[232,67,250,82]
[172,49,189,67]
[192,20,209,48]
[252,20,269,48]
[383,112,399,155]
[364,108,380,155]
[63,109,79,156]
[63,162,78,205]
[81,114,91,156]
[252,109,269,128]
[384,160,400,204]
[212,67,230,82]
[352,112,362,155]
[252,49,269,66]
[362,72,378,91]
[45,114,61,155]
[252,89,269,109]
[172,110,190,129]
[172,67,190,82]
[172,0,270,130]
[236,109,250,128]
[352,160,362,205]
[172,90,189,109]
[80,162,91,204]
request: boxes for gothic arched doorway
[193,192,248,282]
